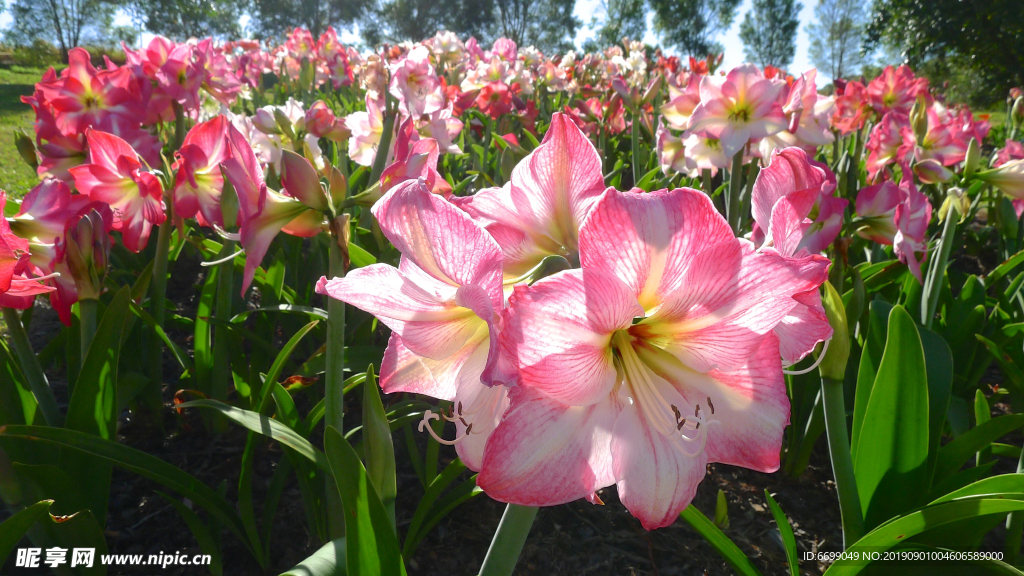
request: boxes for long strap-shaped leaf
[0,425,258,563]
[679,504,763,576]
[0,499,53,565]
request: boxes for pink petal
[774,296,832,364]
[501,268,643,406]
[478,388,617,506]
[751,147,830,233]
[453,376,510,472]
[611,396,709,530]
[578,187,734,311]
[372,179,503,311]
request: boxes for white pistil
[418,409,475,446]
[781,338,832,375]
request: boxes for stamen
[417,410,472,445]
[201,248,245,266]
[707,397,715,415]
[782,338,832,375]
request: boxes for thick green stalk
[631,113,642,185]
[211,241,234,402]
[79,298,98,362]
[821,376,864,547]
[171,102,186,150]
[726,150,745,234]
[325,240,346,433]
[478,504,539,576]
[921,210,958,329]
[147,199,174,387]
[3,307,61,427]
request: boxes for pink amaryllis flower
[0,191,56,309]
[380,121,451,196]
[479,187,830,529]
[893,173,932,283]
[389,45,445,118]
[903,103,968,167]
[660,73,702,131]
[854,181,902,244]
[344,95,386,167]
[865,113,908,180]
[305,100,351,141]
[37,47,142,135]
[173,115,233,228]
[316,179,508,471]
[866,65,929,118]
[222,127,326,293]
[759,70,835,157]
[456,112,605,282]
[686,64,787,157]
[832,80,873,135]
[748,148,842,362]
[656,123,686,176]
[68,129,165,253]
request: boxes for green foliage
[866,0,1024,106]
[134,0,246,40]
[650,0,742,56]
[806,0,866,80]
[739,0,800,69]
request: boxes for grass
[0,66,47,200]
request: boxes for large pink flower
[316,179,507,471]
[479,187,830,529]
[865,113,908,179]
[389,45,445,118]
[173,115,233,228]
[686,64,787,157]
[854,181,902,244]
[222,126,326,293]
[68,129,165,253]
[456,112,606,281]
[748,148,841,362]
[866,65,929,118]
[893,173,932,283]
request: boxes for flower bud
[913,158,952,184]
[1013,96,1024,128]
[253,106,281,134]
[964,137,981,180]
[910,95,928,143]
[939,187,970,224]
[63,208,112,301]
[14,129,38,170]
[640,74,664,106]
[327,164,347,209]
[818,280,850,382]
[978,159,1024,199]
[273,107,299,141]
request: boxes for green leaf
[851,299,891,457]
[323,426,408,576]
[158,492,224,576]
[985,249,1024,288]
[764,491,798,576]
[0,499,53,565]
[281,538,347,576]
[0,425,255,559]
[678,504,763,576]
[178,400,329,471]
[230,304,328,323]
[933,415,1024,483]
[930,474,1024,505]
[825,498,1024,575]
[258,320,320,410]
[401,458,467,557]
[919,326,954,477]
[976,390,993,466]
[853,305,930,529]
[361,366,396,532]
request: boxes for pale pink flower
[759,70,835,157]
[659,73,702,130]
[854,181,902,244]
[456,113,606,281]
[687,64,787,157]
[682,134,730,176]
[389,45,445,118]
[893,173,932,283]
[479,187,830,529]
[316,179,508,471]
[656,123,686,176]
[345,95,386,167]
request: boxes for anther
[695,404,700,417]
[457,401,463,415]
[418,410,472,445]
[695,422,700,430]
[677,418,686,431]
[707,397,715,415]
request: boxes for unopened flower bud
[818,280,850,382]
[253,107,281,134]
[1013,96,1024,128]
[640,74,664,106]
[913,159,952,184]
[63,208,112,301]
[939,187,970,224]
[273,108,299,141]
[14,129,37,170]
[910,95,928,143]
[964,137,981,180]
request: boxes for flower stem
[79,298,98,363]
[921,208,959,329]
[2,307,61,427]
[148,199,174,388]
[727,150,745,234]
[325,235,348,540]
[631,113,642,185]
[478,504,539,576]
[821,376,864,547]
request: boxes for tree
[493,0,580,54]
[865,0,1024,105]
[739,0,800,68]
[806,0,866,80]
[252,0,371,39]
[129,0,245,40]
[5,0,119,59]
[361,0,496,45]
[592,0,647,49]
[649,0,741,57]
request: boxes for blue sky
[1,0,829,84]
